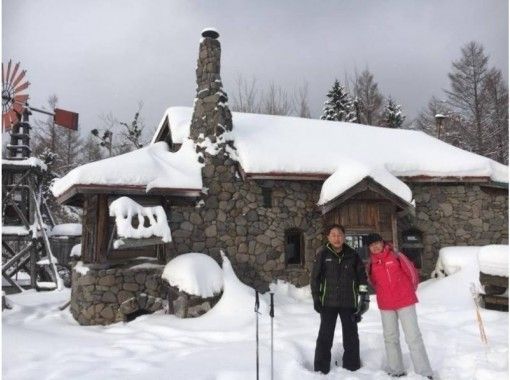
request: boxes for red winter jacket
[368,244,418,310]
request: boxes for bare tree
[294,81,311,118]
[414,96,466,149]
[32,95,62,161]
[261,82,293,116]
[352,69,383,125]
[231,75,260,113]
[482,68,509,164]
[445,41,489,155]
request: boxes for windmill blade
[14,94,29,105]
[13,102,23,114]
[5,60,12,87]
[11,70,26,89]
[3,113,10,131]
[14,81,30,93]
[8,109,19,125]
[9,62,20,85]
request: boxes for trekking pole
[470,283,489,345]
[255,290,260,380]
[270,292,275,380]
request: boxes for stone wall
[399,183,508,274]
[71,262,166,325]
[168,166,324,291]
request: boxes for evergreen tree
[380,97,405,128]
[321,79,356,122]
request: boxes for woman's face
[327,228,345,250]
[369,241,384,254]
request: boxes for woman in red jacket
[366,233,433,379]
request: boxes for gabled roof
[153,107,508,184]
[318,160,415,214]
[51,140,203,204]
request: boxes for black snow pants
[314,306,360,373]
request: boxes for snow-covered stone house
[52,29,508,325]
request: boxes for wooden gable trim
[152,115,171,144]
[319,177,415,215]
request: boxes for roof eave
[55,184,202,207]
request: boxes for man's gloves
[352,292,370,323]
[314,300,322,313]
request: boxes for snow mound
[205,251,268,319]
[478,245,508,277]
[421,247,482,308]
[318,159,413,205]
[162,253,223,298]
[70,244,81,258]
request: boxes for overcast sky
[3,0,508,140]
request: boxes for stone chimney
[190,28,233,141]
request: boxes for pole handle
[255,290,259,312]
[269,292,274,318]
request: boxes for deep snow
[2,249,508,380]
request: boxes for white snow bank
[318,160,413,205]
[51,140,202,197]
[204,251,268,320]
[478,245,509,277]
[422,246,485,308]
[162,253,223,298]
[109,197,172,245]
[50,223,82,236]
[154,107,508,182]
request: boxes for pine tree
[380,97,405,128]
[321,79,356,122]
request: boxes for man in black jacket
[311,224,369,373]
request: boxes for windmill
[2,60,79,294]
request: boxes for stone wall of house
[399,183,508,275]
[168,168,324,291]
[71,262,166,325]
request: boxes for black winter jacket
[311,243,368,309]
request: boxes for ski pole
[255,290,260,380]
[270,292,274,380]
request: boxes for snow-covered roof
[51,140,203,198]
[153,107,508,183]
[2,157,47,171]
[478,245,508,277]
[318,160,413,206]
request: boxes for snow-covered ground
[3,249,508,380]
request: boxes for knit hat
[366,233,383,246]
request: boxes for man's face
[327,228,345,250]
[369,241,384,254]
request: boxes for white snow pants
[380,304,433,378]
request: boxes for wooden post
[391,210,399,251]
[95,194,110,263]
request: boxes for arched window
[285,228,304,266]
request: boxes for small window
[285,228,304,266]
[262,187,272,208]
